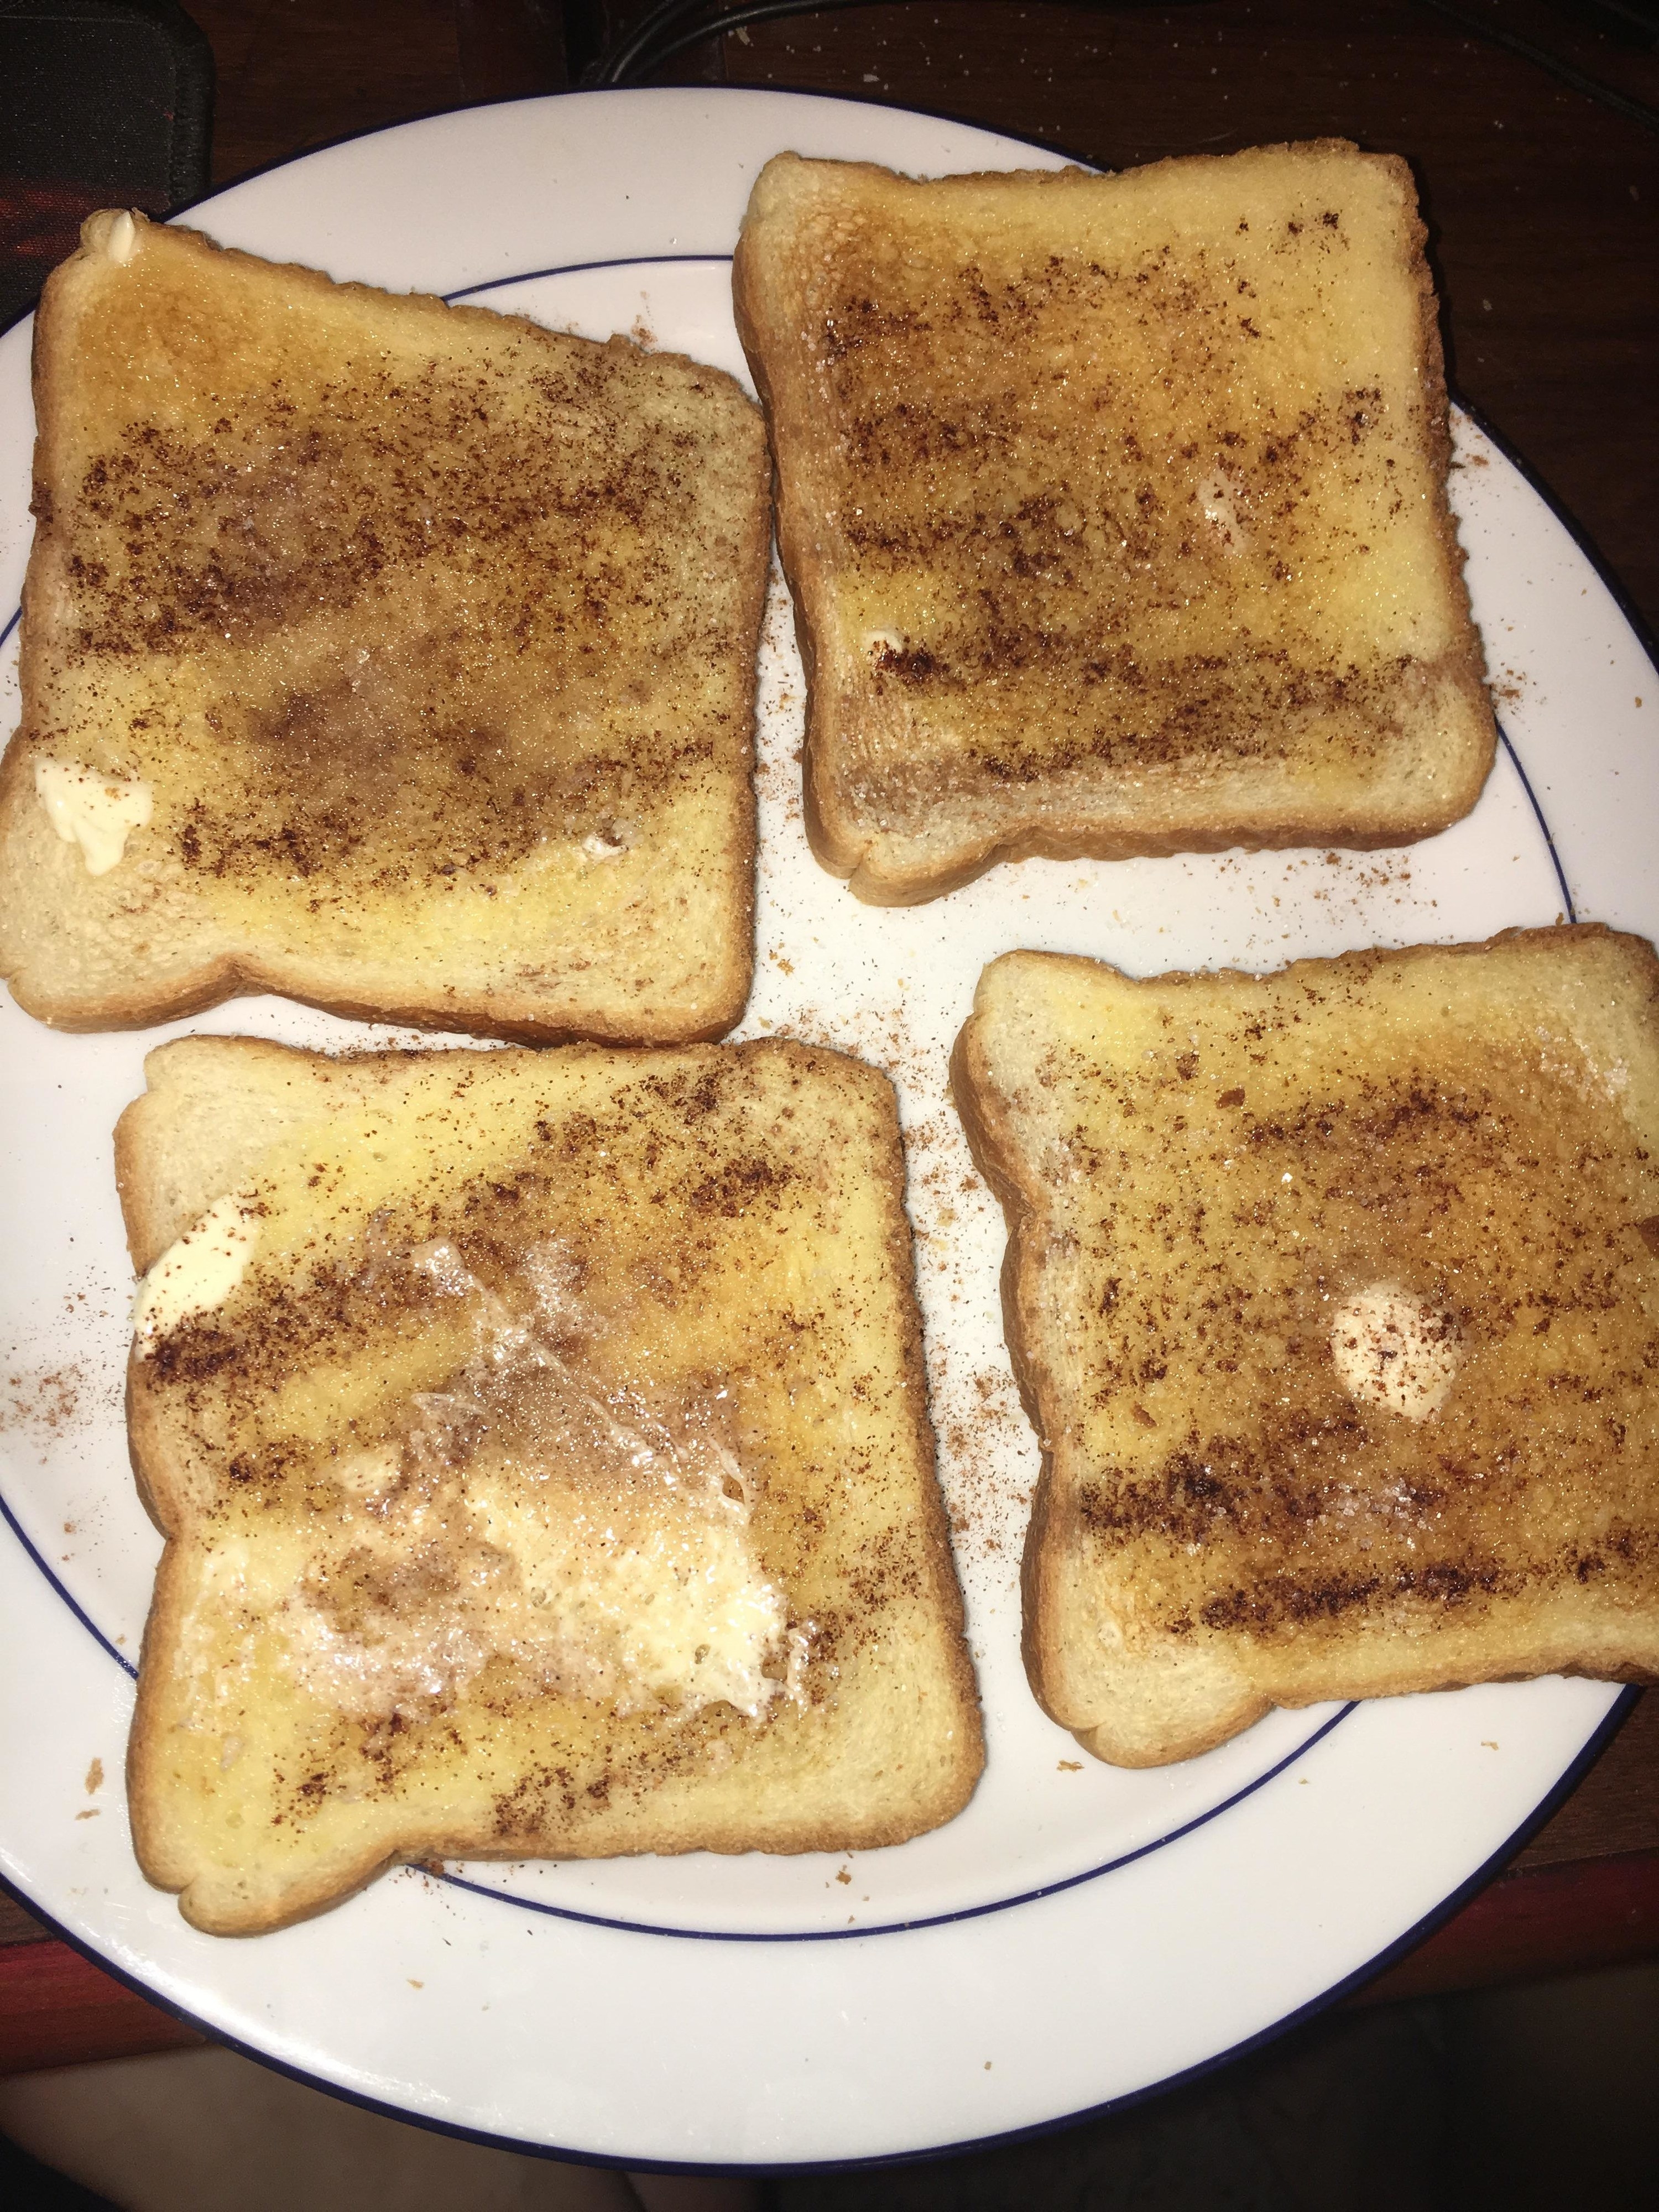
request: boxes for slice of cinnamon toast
[734,143,1495,905]
[1,211,769,1040]
[953,928,1659,1765]
[117,1035,982,1932]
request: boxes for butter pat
[134,1192,260,1348]
[1329,1285,1459,1422]
[472,1477,800,1720]
[34,758,152,875]
[86,209,141,266]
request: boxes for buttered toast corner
[953,927,1659,1767]
[734,143,1495,905]
[0,210,769,1042]
[117,1036,982,1933]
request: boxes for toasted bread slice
[117,1035,982,1933]
[734,144,1495,905]
[1,211,769,1040]
[953,928,1659,1766]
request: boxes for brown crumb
[2,1363,87,1438]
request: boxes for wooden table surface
[2,0,1656,2076]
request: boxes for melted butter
[1329,1285,1460,1422]
[276,1239,807,1722]
[134,1191,260,1348]
[467,1477,802,1718]
[1196,468,1250,554]
[34,757,152,874]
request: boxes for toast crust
[2,212,769,1040]
[954,927,1659,1765]
[735,144,1495,905]
[118,1036,982,1931]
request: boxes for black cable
[592,0,899,84]
[1415,0,1659,132]
[584,0,1659,138]
[586,0,722,85]
[586,0,1201,86]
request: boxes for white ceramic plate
[1,90,1653,2172]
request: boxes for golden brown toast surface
[1,212,769,1038]
[954,928,1659,1765]
[119,1037,982,1932]
[735,144,1495,902]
